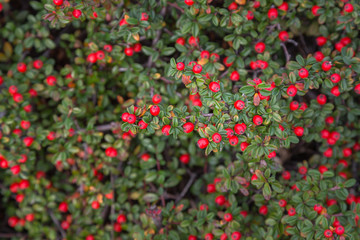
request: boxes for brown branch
[167,2,184,13]
[48,209,66,239]
[175,172,197,203]
[160,77,174,84]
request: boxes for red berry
[259,205,268,215]
[96,50,105,60]
[317,94,327,105]
[289,101,299,111]
[323,230,332,238]
[152,94,162,104]
[197,138,209,149]
[314,51,324,62]
[253,115,263,126]
[59,202,68,212]
[53,0,63,5]
[312,5,321,16]
[240,142,249,151]
[344,3,354,13]
[230,70,240,81]
[246,10,254,20]
[141,153,150,162]
[176,63,185,71]
[234,100,245,110]
[124,47,134,56]
[255,42,266,53]
[105,147,117,157]
[324,148,333,158]
[138,120,148,129]
[117,214,127,223]
[341,37,351,46]
[330,73,341,83]
[224,213,233,222]
[313,204,323,213]
[318,165,328,174]
[298,68,308,78]
[141,12,149,21]
[46,75,57,86]
[322,61,332,71]
[188,235,197,240]
[193,64,202,74]
[229,136,238,146]
[17,63,27,73]
[20,120,31,130]
[279,31,289,41]
[204,233,214,240]
[25,213,34,222]
[225,128,234,138]
[335,226,345,235]
[316,36,327,46]
[320,129,330,139]
[91,201,100,209]
[8,216,19,227]
[72,9,82,18]
[343,148,352,157]
[331,85,340,97]
[176,37,185,45]
[294,126,304,136]
[279,124,285,131]
[188,36,199,46]
[215,195,226,205]
[162,125,171,136]
[234,123,246,134]
[268,8,278,20]
[287,85,297,96]
[228,2,238,11]
[231,232,241,240]
[279,199,287,207]
[33,60,43,69]
[282,171,291,180]
[335,42,344,52]
[288,207,296,216]
[209,82,220,92]
[11,165,20,175]
[268,151,276,158]
[150,105,160,116]
[61,221,70,230]
[114,222,122,232]
[212,133,222,143]
[23,137,34,147]
[184,0,194,6]
[122,112,129,122]
[207,183,216,193]
[87,53,97,63]
[183,122,194,133]
[47,132,56,141]
[104,45,113,52]
[223,57,233,67]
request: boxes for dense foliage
[1,0,360,239]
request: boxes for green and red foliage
[1,0,360,239]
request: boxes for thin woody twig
[48,209,66,239]
[176,172,197,203]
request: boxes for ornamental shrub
[1,0,360,239]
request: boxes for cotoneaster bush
[0,0,360,239]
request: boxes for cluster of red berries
[87,45,112,63]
